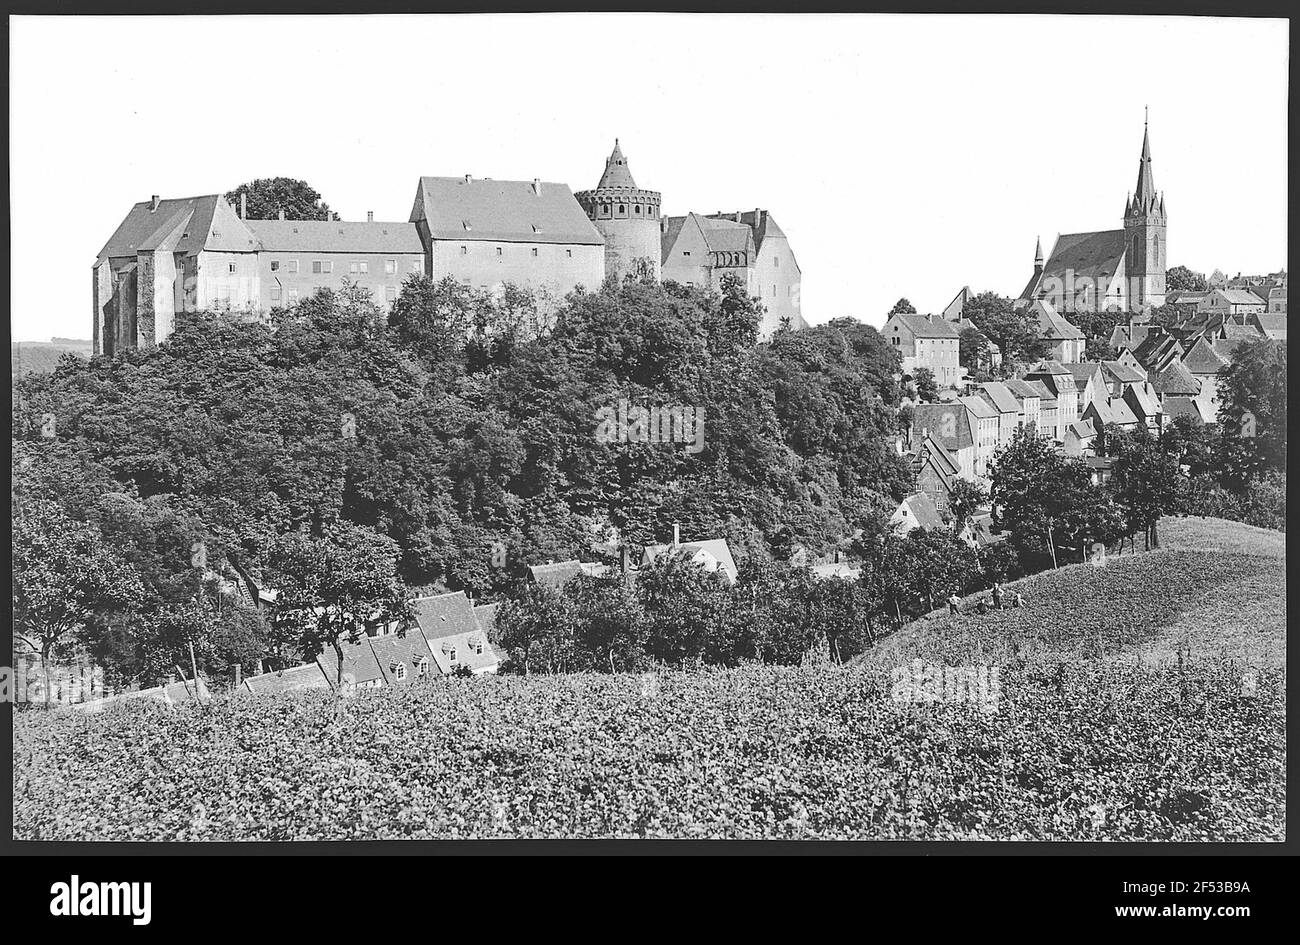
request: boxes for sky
[8,13,1289,342]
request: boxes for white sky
[9,13,1289,342]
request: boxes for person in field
[947,593,961,615]
[992,583,1004,609]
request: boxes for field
[12,518,1285,842]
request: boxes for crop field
[12,518,1285,842]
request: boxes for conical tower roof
[596,139,637,189]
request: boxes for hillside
[12,338,92,376]
[855,516,1285,671]
[13,516,1285,842]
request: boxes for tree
[958,327,993,378]
[912,367,938,402]
[1166,265,1208,292]
[1108,426,1181,550]
[888,298,917,316]
[225,177,336,221]
[496,581,579,674]
[948,478,988,533]
[12,498,142,705]
[990,425,1099,568]
[962,291,1047,366]
[263,524,407,689]
[1217,339,1287,476]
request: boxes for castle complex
[93,141,803,354]
[1018,119,1167,314]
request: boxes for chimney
[240,193,247,219]
[367,210,374,223]
[150,195,160,212]
[278,209,286,221]
[672,523,680,547]
[533,178,542,195]
[464,174,473,184]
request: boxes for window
[410,259,421,272]
[384,259,397,275]
[683,251,691,258]
[448,647,458,663]
[566,249,572,258]
[474,640,484,655]
[774,256,779,268]
[287,288,299,302]
[618,205,626,215]
[312,261,322,274]
[270,260,280,272]
[531,247,538,257]
[416,657,429,678]
[460,246,468,255]
[228,263,236,274]
[349,261,359,274]
[311,260,332,274]
[385,285,397,302]
[393,663,407,682]
[287,260,299,273]
[496,247,503,256]
[271,286,281,302]
[634,205,641,214]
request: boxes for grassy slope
[855,516,1285,671]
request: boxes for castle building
[660,210,805,335]
[1018,119,1167,314]
[410,175,605,299]
[574,140,662,283]
[94,194,423,355]
[94,142,804,352]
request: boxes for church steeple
[1122,110,1167,310]
[1131,109,1159,215]
[1033,235,1044,272]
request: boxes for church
[1018,119,1167,315]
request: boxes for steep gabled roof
[411,176,603,245]
[1215,288,1268,306]
[411,592,483,642]
[596,139,637,189]
[245,219,423,253]
[895,492,945,532]
[1181,336,1229,374]
[1028,299,1086,341]
[1064,361,1103,388]
[1101,359,1146,385]
[977,381,1020,415]
[1004,377,1041,402]
[889,313,961,339]
[1122,382,1162,420]
[97,194,260,262]
[1025,379,1057,408]
[958,394,996,420]
[912,403,975,451]
[1253,314,1287,338]
[1151,361,1201,396]
[1162,395,1209,425]
[1039,230,1127,295]
[243,662,330,695]
[367,627,436,683]
[315,636,386,688]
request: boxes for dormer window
[392,662,407,681]
[415,657,429,677]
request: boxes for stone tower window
[618,205,626,215]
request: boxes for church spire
[1033,236,1044,271]
[1132,110,1157,213]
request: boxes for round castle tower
[575,140,662,283]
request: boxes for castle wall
[753,235,802,333]
[429,239,604,302]
[257,251,424,310]
[194,251,261,314]
[92,261,113,356]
